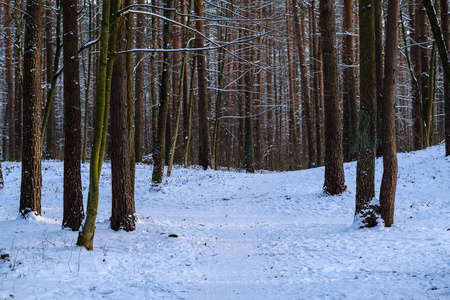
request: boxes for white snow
[0,145,449,299]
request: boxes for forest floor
[0,145,449,299]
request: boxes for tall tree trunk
[411,0,424,150]
[356,0,380,227]
[441,0,450,156]
[77,0,122,250]
[285,1,299,170]
[380,0,400,227]
[110,14,136,232]
[5,0,15,161]
[45,1,57,159]
[20,0,43,216]
[292,0,316,168]
[319,0,346,195]
[244,68,256,173]
[375,0,384,157]
[342,0,358,162]
[82,1,93,163]
[195,0,211,170]
[13,0,24,161]
[152,0,174,183]
[134,0,146,162]
[62,0,84,230]
[125,0,135,194]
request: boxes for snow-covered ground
[0,145,449,299]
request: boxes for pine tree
[320,0,346,195]
[62,0,84,230]
[20,0,43,217]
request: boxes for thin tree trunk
[244,68,256,173]
[13,0,24,161]
[152,0,174,183]
[380,0,400,227]
[342,0,358,162]
[134,0,146,162]
[77,0,122,250]
[5,0,15,161]
[62,0,84,230]
[82,0,93,163]
[375,0,383,157]
[41,1,62,154]
[20,0,43,216]
[184,56,197,168]
[319,0,346,195]
[195,0,211,170]
[412,0,424,150]
[292,0,316,168]
[441,0,450,156]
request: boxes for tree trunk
[152,0,174,183]
[355,0,380,227]
[195,0,211,170]
[380,0,400,227]
[292,0,316,168]
[441,0,450,156]
[319,0,346,195]
[134,0,146,162]
[342,0,358,162]
[110,15,136,232]
[411,0,424,150]
[13,0,24,161]
[62,0,84,230]
[77,0,121,250]
[244,69,256,173]
[5,0,15,161]
[375,0,384,157]
[125,0,135,194]
[20,0,43,217]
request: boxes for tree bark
[110,15,136,232]
[292,0,316,168]
[356,0,380,227]
[342,0,358,162]
[5,0,15,161]
[62,0,84,230]
[152,0,174,183]
[195,0,211,170]
[319,0,346,195]
[380,0,400,227]
[77,0,122,250]
[20,0,43,217]
[13,0,24,161]
[441,0,450,156]
[134,0,146,162]
[375,0,384,158]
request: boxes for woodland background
[0,0,449,249]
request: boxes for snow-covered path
[0,145,449,299]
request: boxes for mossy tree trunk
[77,0,122,250]
[423,0,450,154]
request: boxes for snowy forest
[0,0,449,298]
